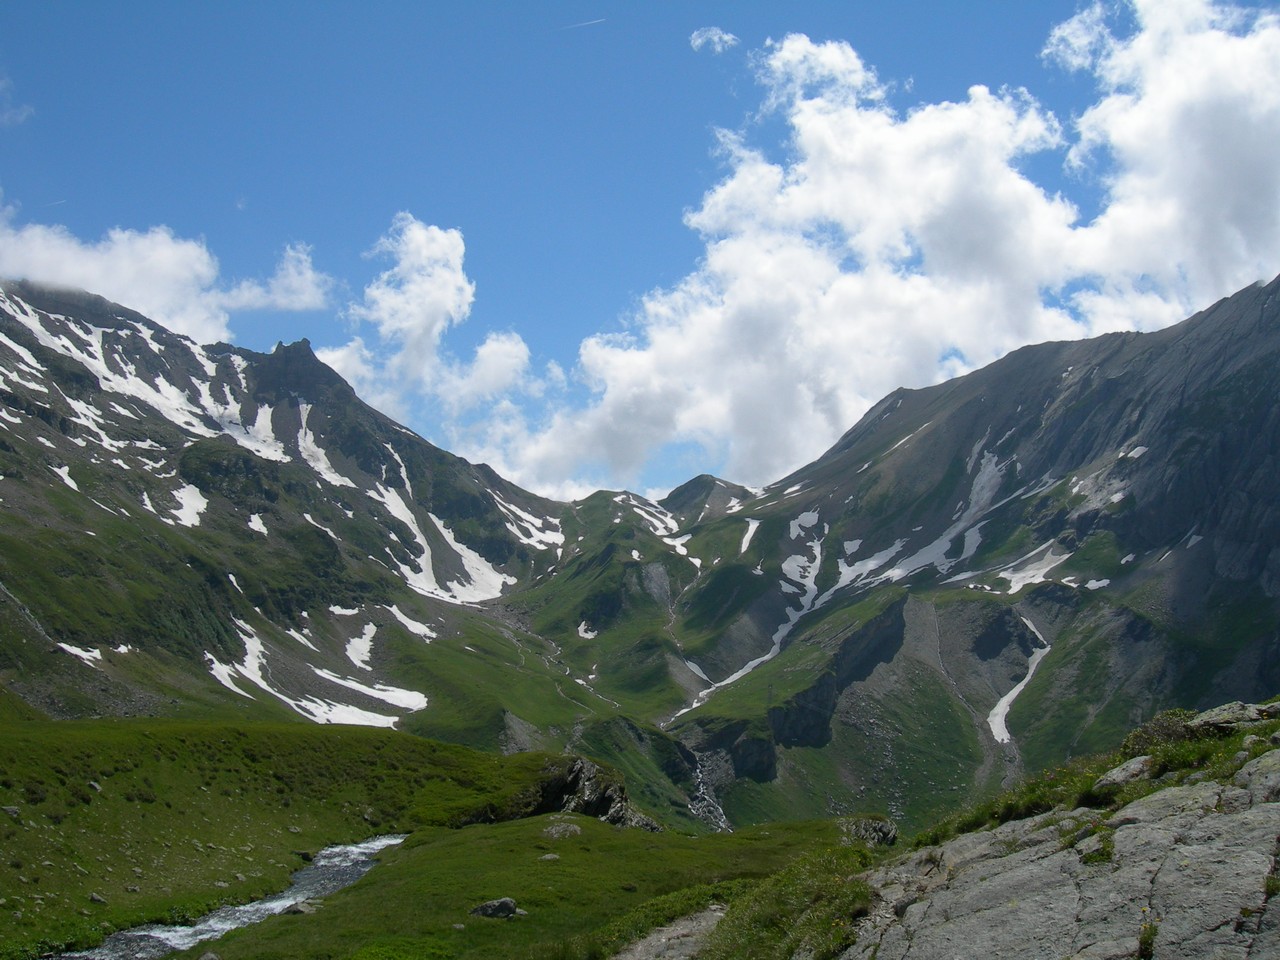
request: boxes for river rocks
[842,749,1280,959]
[470,897,526,919]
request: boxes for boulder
[1093,754,1154,790]
[1188,701,1280,733]
[470,897,524,919]
[839,815,898,847]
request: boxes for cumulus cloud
[319,213,536,425]
[690,27,740,54]
[0,206,333,342]
[467,1,1280,495]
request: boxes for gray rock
[543,820,582,840]
[538,853,560,861]
[88,892,106,904]
[1094,754,1154,790]
[1188,700,1272,732]
[1234,748,1280,803]
[840,755,1280,960]
[1,806,18,820]
[839,815,898,847]
[470,897,521,918]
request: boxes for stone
[88,892,106,904]
[1189,701,1266,732]
[1094,754,1154,790]
[88,781,102,793]
[840,764,1280,959]
[1234,748,1280,803]
[839,815,898,847]
[1,806,19,820]
[470,897,521,919]
[198,952,222,960]
[543,821,582,840]
[538,853,560,861]
[286,901,318,915]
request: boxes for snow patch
[51,465,78,490]
[171,484,208,527]
[346,624,377,670]
[428,512,516,601]
[987,617,1051,744]
[248,513,268,535]
[303,513,339,539]
[578,621,598,640]
[57,642,102,665]
[740,518,760,554]
[312,668,427,712]
[297,403,355,487]
[789,511,819,540]
[614,493,679,537]
[998,542,1074,594]
[492,494,564,551]
[385,604,436,641]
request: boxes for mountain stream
[59,834,405,960]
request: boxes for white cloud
[0,206,333,343]
[321,213,534,423]
[220,243,333,315]
[690,27,740,55]
[466,3,1280,495]
[0,76,33,127]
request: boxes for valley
[2,275,1280,957]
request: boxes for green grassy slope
[0,720,580,959]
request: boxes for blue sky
[2,1,1279,498]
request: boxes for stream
[60,834,405,960]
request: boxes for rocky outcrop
[842,747,1280,959]
[539,758,661,831]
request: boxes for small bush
[1121,708,1197,757]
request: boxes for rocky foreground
[842,704,1280,960]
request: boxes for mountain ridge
[2,273,1279,833]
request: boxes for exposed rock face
[839,815,899,848]
[539,758,662,831]
[842,750,1280,959]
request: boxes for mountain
[2,275,1279,833]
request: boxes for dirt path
[609,904,726,959]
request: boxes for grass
[188,815,838,960]
[0,719,585,960]
[698,844,875,960]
